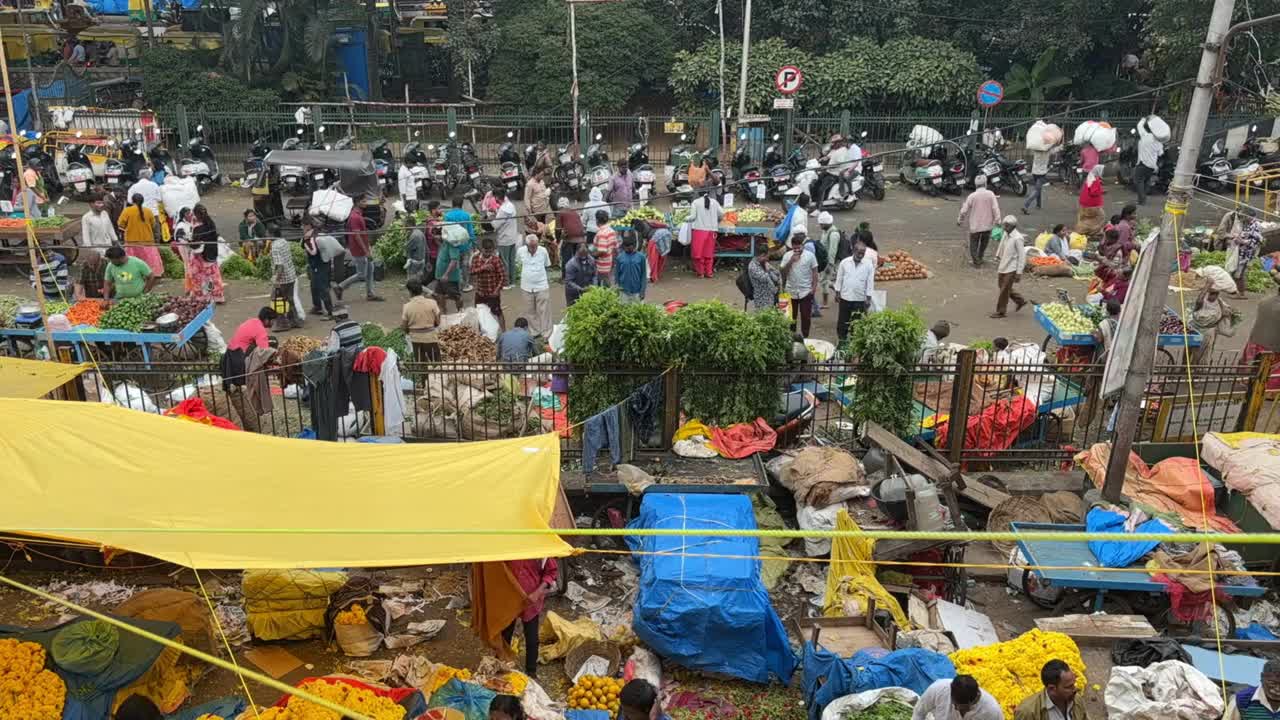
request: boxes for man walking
[834,242,875,344]
[957,175,1002,267]
[780,234,820,338]
[405,217,427,281]
[337,206,383,302]
[493,187,519,288]
[518,233,552,336]
[991,215,1028,318]
[1022,145,1051,215]
[614,234,648,303]
[1135,120,1164,206]
[303,223,343,319]
[593,210,618,287]
[443,196,475,291]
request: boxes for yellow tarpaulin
[0,398,571,569]
[0,358,86,398]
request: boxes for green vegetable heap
[99,294,170,332]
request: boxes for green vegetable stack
[30,216,67,229]
[99,294,170,331]
[0,295,22,327]
[1041,302,1095,334]
[843,305,926,436]
[360,322,409,360]
[220,253,256,280]
[839,699,912,720]
[158,247,186,279]
[618,206,664,226]
[44,301,70,316]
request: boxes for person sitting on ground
[489,694,526,720]
[619,679,671,720]
[497,317,538,363]
[919,320,952,363]
[103,245,157,300]
[1014,659,1084,720]
[912,675,1002,720]
[1225,658,1280,720]
[401,279,442,362]
[1044,223,1070,262]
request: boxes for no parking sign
[774,66,803,95]
[977,80,1004,107]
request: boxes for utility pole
[1102,0,1237,501]
[735,0,751,124]
[569,0,578,159]
[717,0,726,160]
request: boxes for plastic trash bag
[428,678,497,720]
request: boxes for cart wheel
[589,498,631,551]
[1157,347,1178,366]
[943,544,968,605]
[118,345,172,393]
[1189,604,1237,640]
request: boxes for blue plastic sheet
[1086,507,1170,568]
[1237,622,1279,641]
[428,678,497,720]
[802,645,955,720]
[626,493,798,684]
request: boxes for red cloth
[354,346,387,373]
[164,397,240,430]
[1151,574,1228,622]
[1244,343,1280,391]
[936,395,1038,458]
[346,208,370,257]
[1080,145,1100,172]
[508,558,558,621]
[709,418,778,459]
[1078,180,1105,208]
[646,240,666,282]
[227,317,268,352]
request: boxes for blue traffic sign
[977,80,1004,107]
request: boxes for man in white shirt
[81,197,117,254]
[1135,126,1163,207]
[834,242,875,344]
[991,215,1028,318]
[518,233,552,337]
[912,675,1002,720]
[397,163,418,212]
[780,232,819,337]
[493,187,520,289]
[127,169,161,213]
[826,137,856,200]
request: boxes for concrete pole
[1102,0,1238,501]
[717,0,726,159]
[735,0,751,123]
[569,1,579,161]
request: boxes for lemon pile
[257,679,406,720]
[568,675,622,713]
[0,638,66,720]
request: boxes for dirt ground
[0,178,1267,353]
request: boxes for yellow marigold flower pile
[335,605,369,625]
[567,675,622,713]
[425,665,473,694]
[949,630,1087,720]
[0,638,66,720]
[256,679,406,720]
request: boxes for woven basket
[564,639,621,680]
[987,496,1053,555]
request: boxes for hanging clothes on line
[582,405,621,473]
[302,350,339,441]
[379,349,406,436]
[628,378,663,443]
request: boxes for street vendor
[228,307,278,353]
[102,245,157,300]
[919,320,952,363]
[1224,658,1280,720]
[74,249,107,301]
[913,675,1002,720]
[620,679,670,720]
[1014,660,1084,720]
[238,209,268,263]
[1190,275,1238,360]
[401,279,442,362]
[504,557,558,678]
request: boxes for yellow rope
[0,572,376,720]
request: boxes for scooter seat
[913,159,939,168]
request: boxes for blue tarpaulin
[626,493,797,684]
[1086,507,1170,568]
[802,646,955,720]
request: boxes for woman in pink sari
[117,193,163,276]
[186,204,225,303]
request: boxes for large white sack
[1073,121,1099,146]
[160,176,201,215]
[310,188,354,223]
[909,124,943,148]
[1105,660,1223,720]
[1144,115,1171,143]
[1026,121,1056,152]
[1042,124,1064,147]
[1091,126,1118,152]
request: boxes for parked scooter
[1197,138,1241,192]
[498,132,525,195]
[973,141,1028,195]
[105,137,145,190]
[731,139,765,203]
[179,124,222,191]
[455,140,487,200]
[897,144,944,197]
[553,142,585,200]
[402,136,432,198]
[667,134,694,194]
[63,137,95,200]
[431,140,451,198]
[243,137,270,186]
[585,133,613,191]
[629,142,656,203]
[370,139,396,195]
[764,134,805,200]
[278,131,309,195]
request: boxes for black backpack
[812,238,829,272]
[735,263,754,299]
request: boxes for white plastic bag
[215,238,232,267]
[908,124,944,148]
[677,221,692,246]
[820,688,919,720]
[473,303,501,341]
[160,176,201,215]
[547,323,568,353]
[204,321,227,355]
[1144,115,1171,143]
[869,290,887,312]
[1073,121,1100,146]
[1026,121,1063,152]
[106,382,159,414]
[283,384,301,399]
[797,503,845,556]
[1106,661,1223,720]
[1091,126,1118,152]
[310,188,354,223]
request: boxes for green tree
[218,0,362,95]
[1003,49,1073,111]
[141,46,280,124]
[487,0,674,111]
[1145,0,1280,107]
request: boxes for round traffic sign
[977,80,1004,107]
[774,65,804,95]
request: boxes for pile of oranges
[567,675,622,713]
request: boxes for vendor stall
[0,216,81,271]
[0,303,212,365]
[1035,303,1202,363]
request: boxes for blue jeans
[1023,174,1045,210]
[582,405,621,473]
[338,255,375,297]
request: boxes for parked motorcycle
[629,142,656,203]
[243,137,270,187]
[973,141,1028,195]
[431,141,451,199]
[147,138,176,180]
[897,147,944,197]
[1196,138,1245,193]
[764,134,805,201]
[667,134,694,194]
[810,142,861,211]
[22,140,62,196]
[1050,143,1084,190]
[456,140,487,200]
[553,142,585,200]
[402,137,433,198]
[731,139,765,204]
[861,156,886,201]
[585,133,613,191]
[179,124,221,191]
[105,137,145,190]
[498,132,525,196]
[63,139,95,200]
[278,132,309,195]
[370,139,396,195]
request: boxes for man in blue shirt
[614,234,648,303]
[497,317,537,362]
[432,237,465,313]
[443,195,475,291]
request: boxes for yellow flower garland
[256,679,406,720]
[0,638,66,720]
[949,630,1087,720]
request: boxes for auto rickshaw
[252,149,386,232]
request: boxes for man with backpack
[817,212,845,311]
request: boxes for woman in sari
[187,204,225,303]
[117,193,163,276]
[1230,214,1263,298]
[1075,165,1106,239]
[171,207,195,293]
